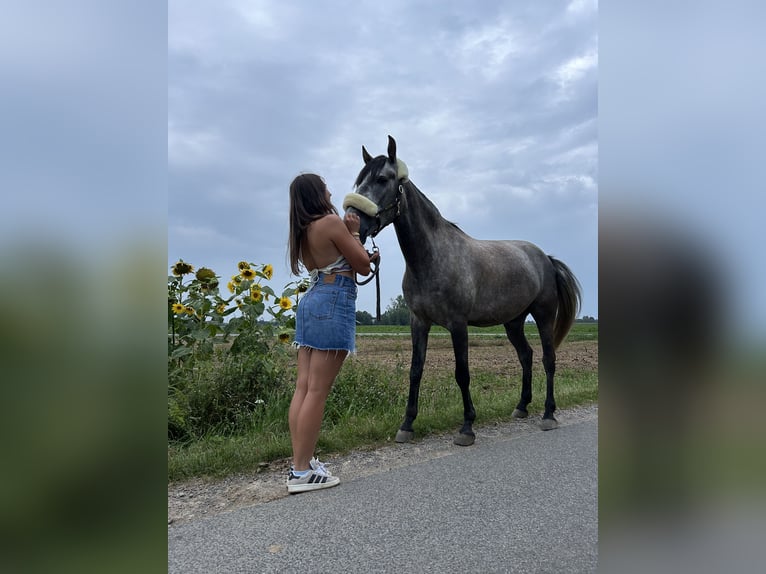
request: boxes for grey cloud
[169,0,598,317]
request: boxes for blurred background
[599,1,765,572]
[0,1,764,572]
[0,2,166,573]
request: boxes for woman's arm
[327,213,372,276]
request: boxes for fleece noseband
[342,158,408,238]
[341,192,379,217]
[341,158,408,321]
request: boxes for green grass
[368,366,598,439]
[168,325,598,482]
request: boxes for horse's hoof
[540,418,558,431]
[395,430,415,443]
[453,433,475,446]
[512,408,528,419]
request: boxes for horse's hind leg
[395,315,431,443]
[535,316,558,431]
[450,323,476,446]
[504,318,534,419]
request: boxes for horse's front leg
[395,315,431,443]
[451,323,476,446]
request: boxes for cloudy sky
[169,0,598,319]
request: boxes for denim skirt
[293,273,357,354]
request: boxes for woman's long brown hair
[288,173,338,275]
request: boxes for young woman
[286,173,378,493]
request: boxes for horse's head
[343,135,409,244]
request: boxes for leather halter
[342,181,406,321]
[362,182,404,321]
[370,183,405,238]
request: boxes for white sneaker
[310,457,332,476]
[289,457,333,476]
[286,465,340,494]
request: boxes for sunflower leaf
[171,346,194,359]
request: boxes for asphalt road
[168,417,598,573]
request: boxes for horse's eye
[376,176,388,184]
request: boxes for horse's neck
[393,182,448,270]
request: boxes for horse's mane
[404,180,467,237]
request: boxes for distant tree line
[356,295,410,325]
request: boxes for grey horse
[343,136,582,446]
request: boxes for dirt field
[353,335,599,374]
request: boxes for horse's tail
[550,256,582,348]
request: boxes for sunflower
[195,267,216,282]
[171,260,194,276]
[250,290,263,303]
[240,268,256,280]
[278,297,293,311]
[171,303,186,314]
[227,281,235,294]
[262,264,274,280]
[184,305,195,315]
[278,333,290,343]
[215,304,227,314]
[237,261,250,271]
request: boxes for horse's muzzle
[342,192,381,245]
[343,206,376,245]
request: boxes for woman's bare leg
[289,348,346,471]
[288,347,311,445]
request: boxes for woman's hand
[369,250,380,264]
[343,212,361,235]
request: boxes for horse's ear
[362,145,373,164]
[387,135,397,162]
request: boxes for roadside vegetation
[168,263,598,482]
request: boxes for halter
[370,183,405,238]
[343,155,408,235]
[342,180,406,321]
[348,234,379,320]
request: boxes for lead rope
[356,236,382,321]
